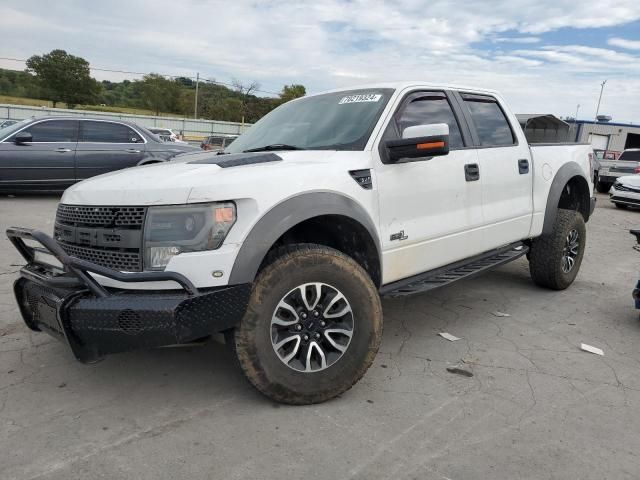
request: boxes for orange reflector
[417,141,445,150]
[215,206,235,223]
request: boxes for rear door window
[394,94,464,148]
[80,121,143,143]
[17,120,79,142]
[461,94,515,147]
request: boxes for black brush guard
[7,227,251,363]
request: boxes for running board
[380,242,529,298]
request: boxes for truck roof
[309,81,500,97]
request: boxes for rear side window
[207,137,224,148]
[619,151,640,161]
[462,94,515,146]
[80,121,143,143]
[395,94,464,148]
[19,120,78,142]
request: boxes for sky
[1,0,639,122]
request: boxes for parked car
[609,175,640,209]
[7,82,595,404]
[630,229,640,311]
[200,134,238,151]
[0,117,198,192]
[0,119,19,129]
[147,127,187,143]
[596,149,640,193]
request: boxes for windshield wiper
[243,144,306,153]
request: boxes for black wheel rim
[561,229,580,273]
[270,282,354,372]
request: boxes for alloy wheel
[561,229,580,273]
[270,282,354,372]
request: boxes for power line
[0,56,280,96]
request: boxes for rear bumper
[7,228,251,363]
[633,280,640,310]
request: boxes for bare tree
[232,79,260,124]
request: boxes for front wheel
[234,244,383,404]
[529,209,586,290]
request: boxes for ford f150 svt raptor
[7,82,596,404]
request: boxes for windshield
[0,118,31,140]
[619,150,640,161]
[225,89,394,153]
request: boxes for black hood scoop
[188,152,282,168]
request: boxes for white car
[609,175,640,209]
[7,82,595,404]
[147,127,188,144]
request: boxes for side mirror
[385,123,450,163]
[14,131,33,144]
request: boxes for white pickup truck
[8,82,595,404]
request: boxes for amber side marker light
[215,206,235,223]
[417,141,445,150]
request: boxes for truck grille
[54,204,147,272]
[56,205,146,227]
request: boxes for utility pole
[571,104,580,141]
[594,80,607,121]
[194,72,199,119]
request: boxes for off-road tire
[529,209,586,290]
[596,181,611,193]
[234,243,382,404]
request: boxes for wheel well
[260,215,381,287]
[558,175,590,220]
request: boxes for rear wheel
[529,209,586,290]
[234,244,382,404]
[596,181,611,193]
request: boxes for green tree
[279,84,306,104]
[25,49,99,108]
[139,74,181,115]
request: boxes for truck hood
[61,150,370,205]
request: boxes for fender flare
[542,161,590,235]
[228,192,381,285]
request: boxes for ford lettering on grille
[54,204,147,272]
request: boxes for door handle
[518,158,530,174]
[126,149,141,153]
[56,148,72,153]
[464,163,480,182]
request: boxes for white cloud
[0,0,639,121]
[608,37,640,50]
[494,37,541,44]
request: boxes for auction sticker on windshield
[339,94,382,104]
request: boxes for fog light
[148,246,181,269]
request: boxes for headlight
[143,202,236,270]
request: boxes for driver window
[396,95,464,149]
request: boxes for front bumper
[7,228,251,363]
[610,187,640,207]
